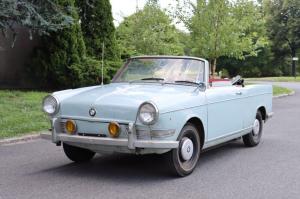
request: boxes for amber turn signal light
[65,120,77,134]
[108,122,120,138]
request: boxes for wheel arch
[257,106,266,121]
[186,117,205,149]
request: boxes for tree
[265,0,300,76]
[175,0,267,75]
[76,0,121,80]
[0,0,73,47]
[116,0,184,57]
[29,0,87,89]
[76,0,118,60]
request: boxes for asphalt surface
[1,82,300,199]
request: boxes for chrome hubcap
[180,138,194,161]
[253,119,260,136]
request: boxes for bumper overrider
[41,119,179,150]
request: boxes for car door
[205,85,244,141]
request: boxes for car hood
[55,83,203,122]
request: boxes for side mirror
[232,75,244,87]
[198,82,207,91]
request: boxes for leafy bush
[219,68,230,78]
[240,66,262,77]
[74,58,123,86]
[261,67,283,77]
[116,1,184,57]
[28,0,86,89]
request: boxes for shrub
[28,0,86,89]
[219,68,230,78]
[77,57,123,85]
[240,66,262,77]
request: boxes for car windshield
[113,58,205,84]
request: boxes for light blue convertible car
[42,56,273,176]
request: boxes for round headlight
[138,102,159,125]
[42,95,59,115]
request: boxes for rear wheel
[243,111,263,147]
[63,143,95,162]
[166,123,201,177]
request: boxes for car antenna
[101,42,104,86]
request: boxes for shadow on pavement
[31,140,246,182]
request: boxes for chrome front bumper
[41,122,178,150]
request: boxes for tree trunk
[291,48,296,77]
[211,58,217,77]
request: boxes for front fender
[150,105,208,142]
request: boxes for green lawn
[273,85,294,96]
[0,90,49,139]
[246,76,300,82]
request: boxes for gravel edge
[0,132,47,145]
[273,91,295,98]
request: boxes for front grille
[60,121,66,133]
[136,129,151,140]
[78,133,107,137]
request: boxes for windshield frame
[112,56,206,85]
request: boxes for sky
[110,0,181,27]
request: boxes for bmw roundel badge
[89,108,96,117]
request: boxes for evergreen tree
[76,0,118,60]
[29,0,87,89]
[76,0,121,80]
[0,0,73,47]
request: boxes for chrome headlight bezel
[42,95,59,115]
[138,101,159,125]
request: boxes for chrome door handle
[236,92,242,95]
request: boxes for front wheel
[63,143,95,162]
[166,123,201,177]
[243,111,263,147]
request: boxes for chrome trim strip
[130,55,208,63]
[59,116,132,125]
[150,129,175,138]
[203,126,252,149]
[58,134,129,146]
[135,128,175,139]
[134,140,178,149]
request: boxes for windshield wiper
[129,77,165,83]
[140,77,165,81]
[174,80,199,85]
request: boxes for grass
[272,85,294,96]
[246,76,300,82]
[0,86,294,139]
[0,90,49,139]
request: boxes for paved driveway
[1,82,300,199]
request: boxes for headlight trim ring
[42,95,59,115]
[137,101,159,125]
